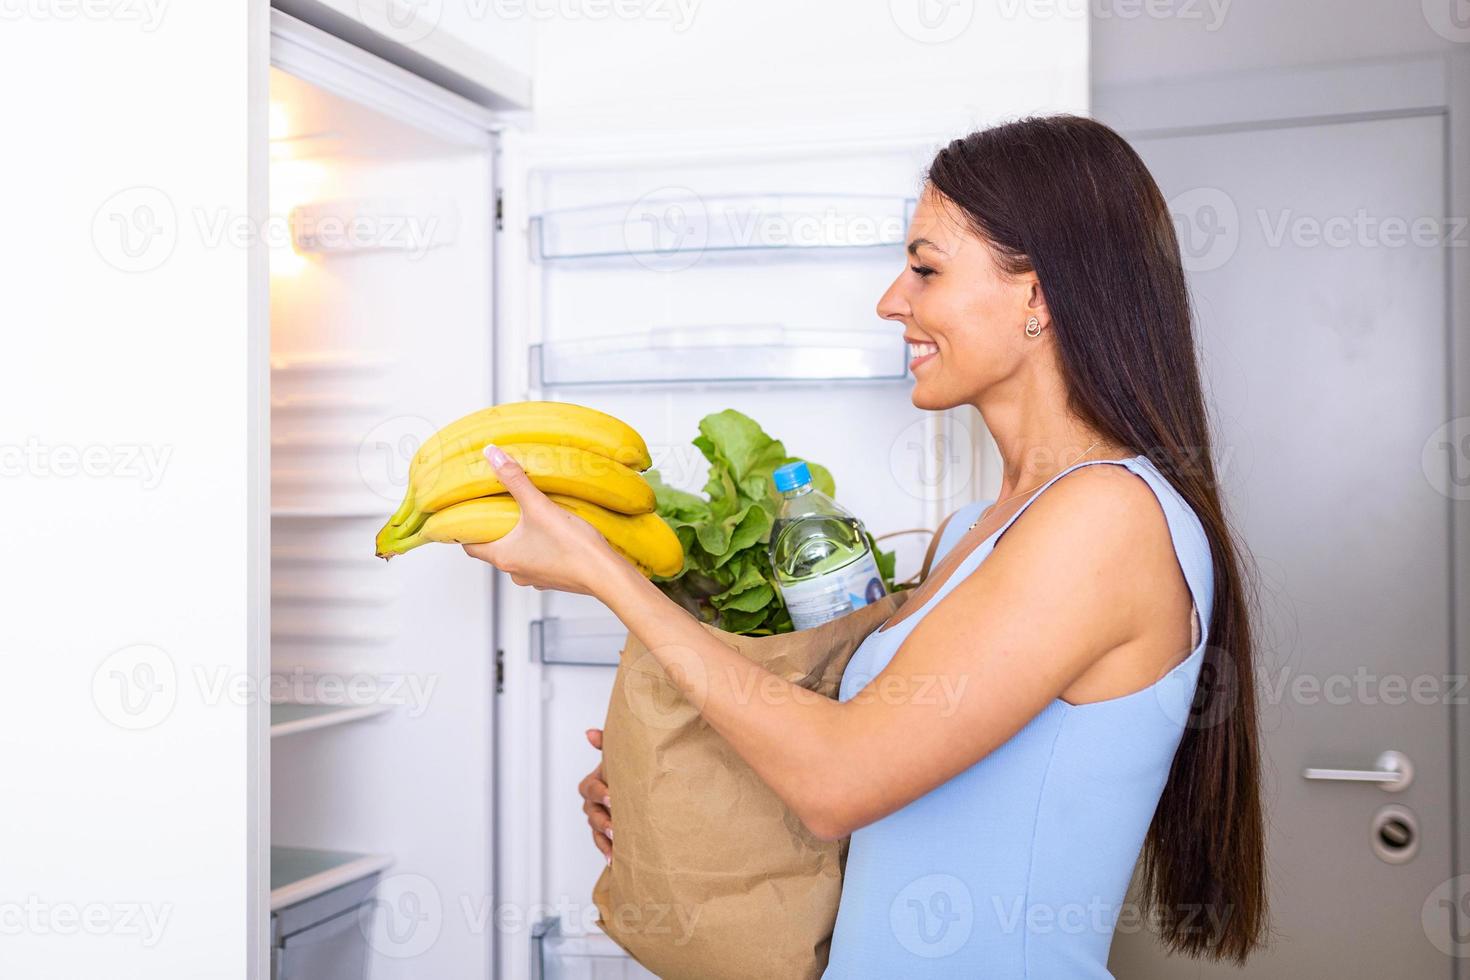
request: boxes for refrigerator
[263,10,1004,979]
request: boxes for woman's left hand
[460,444,620,596]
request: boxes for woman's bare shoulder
[1004,462,1170,550]
[981,462,1182,630]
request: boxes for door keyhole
[1371,805,1419,864]
[1378,818,1412,850]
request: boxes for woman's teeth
[909,342,938,358]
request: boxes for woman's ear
[1025,277,1050,331]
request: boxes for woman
[467,115,1267,975]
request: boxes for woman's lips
[908,341,938,371]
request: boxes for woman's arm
[471,446,1170,839]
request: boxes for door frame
[1095,50,1470,976]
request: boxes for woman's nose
[876,275,910,322]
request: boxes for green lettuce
[647,409,898,635]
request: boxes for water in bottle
[768,461,886,630]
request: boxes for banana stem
[387,488,418,528]
[375,521,428,559]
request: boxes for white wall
[530,0,1089,138]
[1092,0,1461,88]
[0,5,263,980]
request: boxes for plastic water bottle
[768,461,887,630]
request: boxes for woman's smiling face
[877,187,1047,411]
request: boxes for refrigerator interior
[267,64,497,979]
[500,137,986,977]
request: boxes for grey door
[1107,114,1455,978]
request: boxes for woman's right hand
[579,728,613,862]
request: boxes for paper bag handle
[876,510,964,589]
[917,510,960,584]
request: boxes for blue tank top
[825,455,1212,979]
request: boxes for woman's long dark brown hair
[928,115,1267,962]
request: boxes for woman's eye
[910,265,936,279]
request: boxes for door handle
[1302,750,1413,792]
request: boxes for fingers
[462,541,499,564]
[484,443,544,508]
[583,797,614,837]
[579,769,610,807]
[580,730,613,862]
[583,796,613,858]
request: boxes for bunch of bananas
[374,401,684,578]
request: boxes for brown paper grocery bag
[592,590,910,980]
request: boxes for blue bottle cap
[772,461,811,493]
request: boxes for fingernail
[484,443,508,467]
[602,795,611,808]
[603,827,614,840]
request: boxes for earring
[1025,316,1042,338]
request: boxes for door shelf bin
[529,325,909,388]
[531,193,914,262]
[530,617,626,667]
[533,918,657,980]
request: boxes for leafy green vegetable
[647,409,898,635]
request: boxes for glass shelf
[270,702,392,738]
[529,617,627,667]
[532,193,913,262]
[270,845,393,912]
[529,325,908,388]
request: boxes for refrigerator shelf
[269,702,392,739]
[271,616,395,644]
[531,193,914,262]
[529,325,909,388]
[269,352,389,375]
[271,392,389,412]
[269,845,393,912]
[530,617,626,667]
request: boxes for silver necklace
[967,439,1104,531]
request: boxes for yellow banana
[413,401,652,475]
[411,442,654,517]
[377,494,683,579]
[547,494,683,578]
